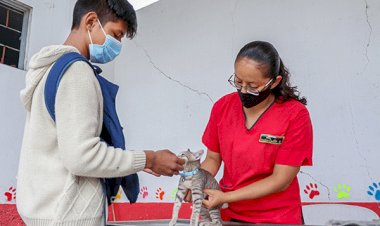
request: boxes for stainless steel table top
[107,219,255,226]
[107,219,380,226]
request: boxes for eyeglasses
[228,73,273,96]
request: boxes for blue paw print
[367,182,380,201]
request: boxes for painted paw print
[334,183,350,199]
[140,186,149,199]
[304,183,320,199]
[4,187,16,202]
[367,182,380,201]
[155,188,165,200]
[171,188,178,200]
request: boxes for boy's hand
[143,168,161,177]
[144,150,185,176]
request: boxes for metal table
[107,219,256,226]
[107,219,380,226]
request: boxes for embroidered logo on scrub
[259,134,284,144]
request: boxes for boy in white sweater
[17,0,185,225]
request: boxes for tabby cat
[169,149,222,226]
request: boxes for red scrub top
[202,92,313,224]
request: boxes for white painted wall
[114,0,380,224]
[0,0,115,202]
[1,0,380,224]
[0,64,25,197]
[0,0,74,203]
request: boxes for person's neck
[63,30,89,59]
[244,94,275,116]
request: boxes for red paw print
[4,187,16,202]
[155,188,165,200]
[140,186,149,199]
[304,183,320,199]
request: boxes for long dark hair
[235,41,307,105]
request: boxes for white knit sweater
[17,45,146,226]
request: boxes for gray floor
[107,219,380,226]
[107,219,255,226]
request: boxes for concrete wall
[0,0,115,204]
[114,0,380,224]
[0,0,73,203]
[1,0,380,225]
[0,64,25,198]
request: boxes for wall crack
[300,171,332,200]
[364,0,372,64]
[348,103,374,182]
[134,41,214,103]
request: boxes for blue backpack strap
[44,52,140,204]
[44,52,92,121]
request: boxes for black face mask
[238,86,272,108]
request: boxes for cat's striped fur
[169,149,222,226]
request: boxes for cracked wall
[114,0,380,224]
[0,0,117,210]
[0,0,378,224]
[0,0,79,206]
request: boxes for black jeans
[230,218,253,223]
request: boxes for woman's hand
[184,190,192,202]
[202,189,228,209]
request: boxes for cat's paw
[168,219,176,226]
[199,220,209,226]
[199,222,222,226]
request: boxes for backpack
[44,52,139,205]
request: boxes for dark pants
[230,218,254,223]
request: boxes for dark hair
[71,0,137,39]
[235,41,307,105]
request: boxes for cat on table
[169,149,222,226]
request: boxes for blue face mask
[88,20,122,64]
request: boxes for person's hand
[143,168,161,177]
[144,149,185,176]
[202,189,227,209]
[184,190,192,202]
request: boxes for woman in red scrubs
[201,41,313,224]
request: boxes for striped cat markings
[169,149,222,226]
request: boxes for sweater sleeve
[55,61,146,178]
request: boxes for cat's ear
[194,149,204,160]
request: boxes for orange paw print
[115,189,122,201]
[155,188,165,200]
